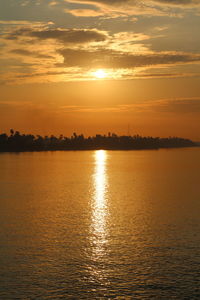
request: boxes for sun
[94,69,107,79]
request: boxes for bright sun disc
[94,69,107,79]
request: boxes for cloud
[60,105,126,113]
[10,49,53,59]
[66,0,166,18]
[1,19,199,84]
[67,0,200,7]
[59,97,200,114]
[65,0,200,18]
[8,28,108,44]
[146,98,200,113]
[132,72,199,79]
[153,0,200,7]
[64,8,104,17]
[0,20,38,25]
[30,28,107,43]
[59,48,200,69]
[4,96,197,117]
[113,32,150,42]
[0,20,54,28]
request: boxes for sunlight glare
[88,149,109,285]
[94,69,107,79]
[93,150,107,234]
[91,150,108,250]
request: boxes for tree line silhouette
[0,129,196,152]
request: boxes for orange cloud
[65,0,200,18]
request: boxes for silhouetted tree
[10,129,14,136]
[0,129,196,152]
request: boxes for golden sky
[0,0,200,139]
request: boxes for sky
[0,0,200,139]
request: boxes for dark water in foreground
[0,148,200,299]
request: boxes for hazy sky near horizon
[0,0,200,139]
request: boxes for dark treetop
[0,130,197,152]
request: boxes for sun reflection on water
[89,150,109,278]
[92,150,108,243]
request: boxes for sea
[0,148,200,299]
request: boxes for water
[0,148,200,299]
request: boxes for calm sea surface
[0,148,200,299]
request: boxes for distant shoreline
[0,130,197,153]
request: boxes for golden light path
[92,150,108,238]
[89,150,109,281]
